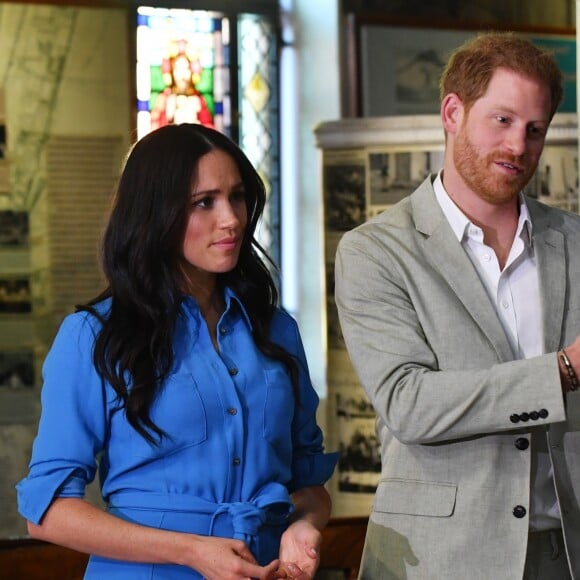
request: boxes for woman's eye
[192,196,213,209]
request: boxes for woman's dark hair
[77,123,298,443]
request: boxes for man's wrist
[559,349,579,393]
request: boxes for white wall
[282,0,341,405]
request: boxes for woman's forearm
[289,485,332,531]
[27,497,194,567]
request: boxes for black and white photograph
[0,210,29,247]
[524,145,578,213]
[0,278,32,313]
[324,163,366,231]
[336,414,381,494]
[0,350,34,389]
[369,150,442,206]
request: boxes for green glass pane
[196,68,214,94]
[150,66,165,93]
[202,93,215,115]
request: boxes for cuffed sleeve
[289,451,339,493]
[270,310,339,492]
[16,312,106,524]
[17,467,88,524]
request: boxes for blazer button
[529,411,539,421]
[515,437,529,450]
[513,505,527,519]
[510,414,520,423]
[519,412,530,422]
[539,409,549,419]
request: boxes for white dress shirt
[433,172,560,531]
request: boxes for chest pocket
[129,373,207,458]
[263,368,295,454]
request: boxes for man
[335,32,580,579]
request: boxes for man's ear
[441,93,464,135]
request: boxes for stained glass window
[135,4,280,267]
[136,6,230,139]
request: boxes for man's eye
[496,115,508,124]
[528,126,547,137]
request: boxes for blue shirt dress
[16,289,338,579]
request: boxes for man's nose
[505,127,527,156]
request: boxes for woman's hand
[187,535,281,580]
[276,520,322,579]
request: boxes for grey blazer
[335,176,580,580]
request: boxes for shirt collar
[180,286,253,331]
[433,171,533,246]
[223,286,254,331]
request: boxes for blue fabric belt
[107,482,293,553]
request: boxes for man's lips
[495,160,524,174]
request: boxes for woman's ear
[441,93,464,135]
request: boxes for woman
[17,124,338,579]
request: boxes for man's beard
[453,127,536,205]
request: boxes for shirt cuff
[289,451,339,493]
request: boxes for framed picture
[345,16,576,117]
[0,210,29,247]
[0,350,34,389]
[368,149,444,206]
[0,277,32,313]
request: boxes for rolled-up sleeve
[272,311,339,493]
[16,313,107,524]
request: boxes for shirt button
[502,301,509,309]
[233,457,241,466]
[483,254,491,262]
[515,437,529,451]
[227,407,237,415]
[229,367,238,376]
[220,327,227,335]
[513,505,527,519]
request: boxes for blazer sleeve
[334,221,566,446]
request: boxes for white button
[483,254,491,262]
[502,302,509,309]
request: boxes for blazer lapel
[527,198,567,353]
[411,178,514,362]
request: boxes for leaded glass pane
[239,14,279,266]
